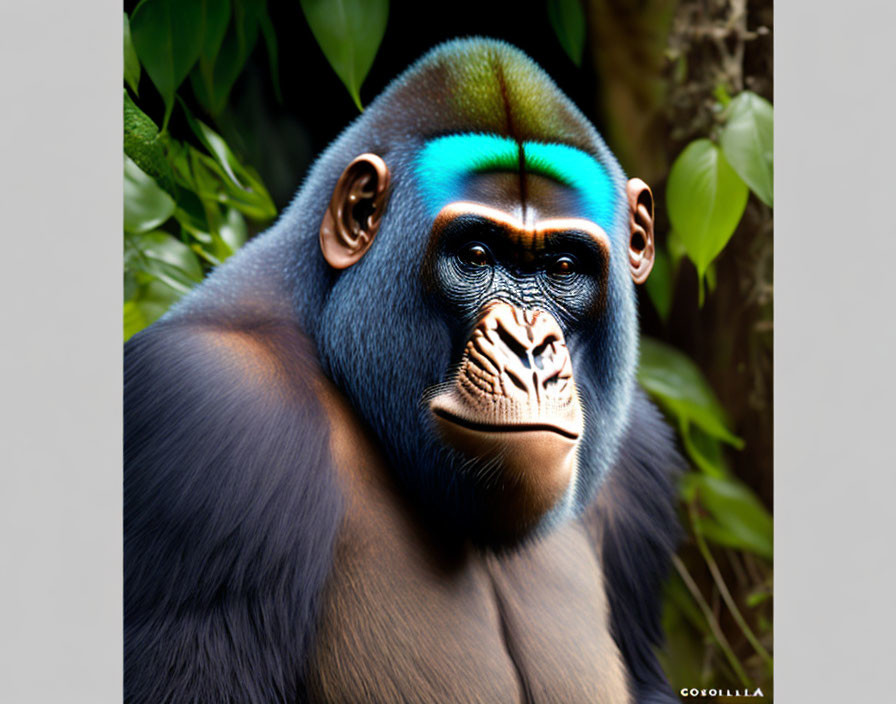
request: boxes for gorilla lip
[427,300,585,452]
[430,405,581,440]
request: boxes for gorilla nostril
[532,335,559,361]
[495,323,529,362]
[504,367,528,393]
[543,369,562,387]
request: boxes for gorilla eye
[548,255,577,277]
[458,243,493,268]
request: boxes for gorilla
[125,38,682,703]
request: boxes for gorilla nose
[473,302,571,399]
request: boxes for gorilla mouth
[431,406,581,441]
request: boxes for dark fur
[124,318,342,703]
[588,390,684,703]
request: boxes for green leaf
[130,0,204,130]
[666,139,749,289]
[124,279,181,340]
[188,147,225,232]
[124,156,176,234]
[188,149,234,260]
[547,0,586,67]
[666,229,687,269]
[219,207,248,254]
[123,91,177,198]
[181,106,277,220]
[124,228,203,340]
[300,0,388,111]
[638,337,743,452]
[192,0,232,103]
[257,3,282,102]
[721,91,774,207]
[680,423,729,477]
[199,0,231,67]
[182,105,241,186]
[124,13,141,95]
[644,245,674,322]
[682,474,773,559]
[705,260,717,294]
[192,0,260,116]
[165,138,200,193]
[127,230,203,288]
[192,142,276,222]
[193,204,246,263]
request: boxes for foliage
[299,0,389,111]
[122,0,773,694]
[721,91,774,207]
[123,13,141,95]
[662,90,774,303]
[547,0,586,67]
[640,2,774,693]
[130,0,204,130]
[638,339,771,560]
[123,1,277,340]
[666,139,749,303]
[639,337,744,476]
[639,335,773,690]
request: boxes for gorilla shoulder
[123,318,343,704]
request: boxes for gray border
[775,1,896,702]
[0,2,122,701]
[2,1,896,702]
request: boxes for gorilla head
[305,39,655,543]
[181,38,656,544]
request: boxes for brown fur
[307,381,631,703]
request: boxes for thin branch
[672,554,751,687]
[689,502,774,668]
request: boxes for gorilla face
[316,139,655,545]
[422,193,610,538]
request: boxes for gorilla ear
[626,178,655,284]
[320,153,391,269]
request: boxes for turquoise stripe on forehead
[522,142,616,228]
[415,133,616,231]
[415,134,518,211]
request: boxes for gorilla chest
[306,460,631,703]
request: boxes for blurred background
[123,0,773,698]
